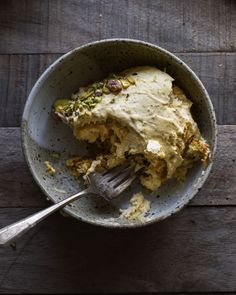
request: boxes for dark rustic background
[0,0,235,293]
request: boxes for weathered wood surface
[0,207,236,293]
[0,0,235,54]
[0,54,58,127]
[0,53,235,127]
[0,126,235,208]
[0,0,236,293]
[178,53,236,125]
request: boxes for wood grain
[178,53,236,125]
[0,126,235,208]
[0,54,58,127]
[0,207,236,293]
[0,53,235,127]
[0,128,47,208]
[0,1,235,294]
[0,0,235,54]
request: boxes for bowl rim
[21,38,217,228]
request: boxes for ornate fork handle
[0,189,90,246]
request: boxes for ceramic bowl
[22,39,217,228]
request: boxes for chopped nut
[120,79,130,89]
[80,90,94,101]
[127,76,135,84]
[94,90,103,97]
[74,101,82,109]
[94,96,102,103]
[102,85,111,94]
[53,99,72,112]
[88,103,97,108]
[106,79,122,92]
[91,82,100,91]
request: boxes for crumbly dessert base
[66,117,209,191]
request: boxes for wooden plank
[0,126,235,208]
[0,209,39,293]
[190,125,236,205]
[0,128,47,208]
[1,207,236,293]
[0,0,235,54]
[0,54,59,127]
[0,53,235,127]
[178,53,236,125]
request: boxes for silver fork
[0,164,140,246]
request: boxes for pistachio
[127,76,135,84]
[88,103,97,108]
[54,72,134,116]
[94,96,102,103]
[102,85,110,94]
[74,101,82,109]
[64,106,74,116]
[81,101,89,107]
[91,82,103,91]
[94,90,103,97]
[74,101,84,114]
[106,79,122,92]
[120,79,130,89]
[53,99,72,112]
[80,90,94,101]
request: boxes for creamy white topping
[55,66,210,191]
[82,66,200,178]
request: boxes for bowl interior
[22,40,216,228]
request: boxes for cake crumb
[44,161,56,176]
[120,192,150,222]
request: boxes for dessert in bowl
[22,39,217,228]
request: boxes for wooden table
[0,0,235,293]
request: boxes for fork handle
[0,189,90,246]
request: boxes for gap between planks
[0,0,235,54]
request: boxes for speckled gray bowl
[22,39,217,228]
